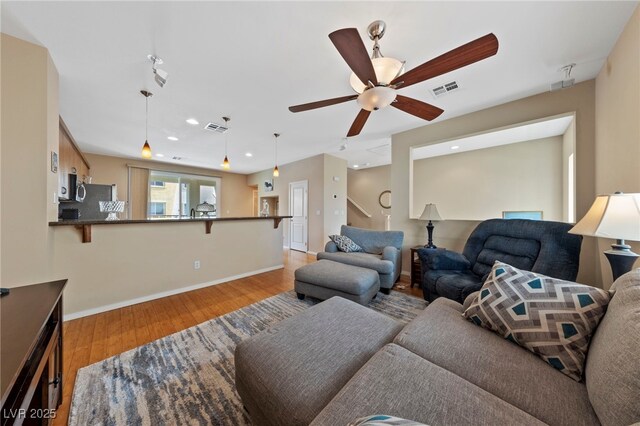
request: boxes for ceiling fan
[288,21,499,137]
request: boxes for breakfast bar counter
[49,216,292,243]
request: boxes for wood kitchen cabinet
[58,118,90,198]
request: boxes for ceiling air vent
[204,122,229,133]
[431,81,460,98]
[367,144,391,156]
[172,156,183,160]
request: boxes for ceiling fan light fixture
[349,57,405,94]
[357,86,397,111]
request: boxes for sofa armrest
[418,248,471,271]
[324,241,338,253]
[462,291,481,311]
[381,246,399,262]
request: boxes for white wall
[412,137,563,221]
[323,155,348,239]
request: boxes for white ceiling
[2,1,636,174]
[412,114,574,160]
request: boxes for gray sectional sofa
[235,269,640,426]
[317,225,403,293]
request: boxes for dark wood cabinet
[1,280,66,426]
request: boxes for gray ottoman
[295,260,380,305]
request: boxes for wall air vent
[204,122,229,133]
[431,81,460,98]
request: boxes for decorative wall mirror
[379,190,391,209]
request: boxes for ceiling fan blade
[391,33,498,89]
[289,95,358,113]
[347,109,371,137]
[329,28,378,87]
[392,95,444,121]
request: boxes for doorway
[289,180,308,252]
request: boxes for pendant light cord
[145,95,149,141]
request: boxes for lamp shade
[419,203,443,221]
[569,193,640,241]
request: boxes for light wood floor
[53,250,422,425]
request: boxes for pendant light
[222,116,231,170]
[140,90,153,159]
[273,133,280,177]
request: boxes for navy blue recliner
[418,219,583,303]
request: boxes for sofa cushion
[310,344,544,426]
[585,269,640,426]
[235,297,403,426]
[394,297,600,425]
[317,251,394,274]
[329,234,363,253]
[341,225,404,254]
[427,270,482,302]
[463,261,611,381]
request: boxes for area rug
[69,290,426,425]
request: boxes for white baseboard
[401,270,410,277]
[283,245,290,249]
[307,251,318,256]
[64,264,285,321]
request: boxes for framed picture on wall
[502,211,543,220]
[264,179,274,192]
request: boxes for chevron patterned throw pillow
[329,235,363,253]
[463,261,611,381]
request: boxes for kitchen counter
[49,216,292,243]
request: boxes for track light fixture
[148,55,169,88]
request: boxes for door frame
[289,180,309,252]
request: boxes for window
[147,171,221,219]
[149,202,166,216]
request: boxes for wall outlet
[194,260,201,270]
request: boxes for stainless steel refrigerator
[60,184,118,220]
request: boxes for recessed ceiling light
[186,118,199,125]
[156,153,164,158]
[167,136,178,141]
[451,145,460,150]
[245,152,253,157]
[353,164,359,168]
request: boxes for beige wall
[392,81,597,285]
[595,5,640,288]
[1,34,59,287]
[52,220,283,317]
[247,154,347,253]
[323,155,348,239]
[85,153,254,218]
[347,165,391,230]
[412,137,563,221]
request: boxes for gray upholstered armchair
[419,219,583,303]
[317,225,404,294]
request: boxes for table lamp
[569,192,640,281]
[419,203,443,249]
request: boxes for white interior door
[289,180,308,252]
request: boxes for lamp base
[425,221,436,249]
[604,247,639,282]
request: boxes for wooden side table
[410,246,424,288]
